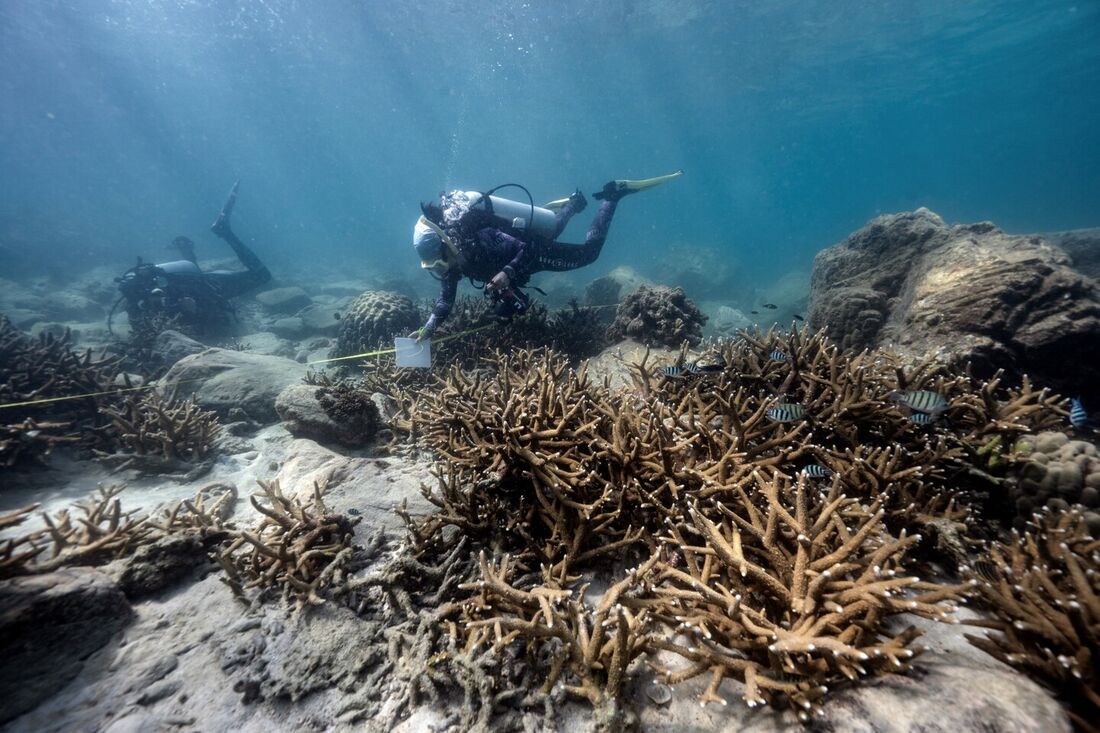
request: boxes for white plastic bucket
[394,337,431,368]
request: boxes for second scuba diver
[112,181,271,337]
[410,171,683,341]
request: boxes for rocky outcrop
[607,285,707,347]
[809,209,1100,401]
[152,329,207,367]
[1042,227,1100,280]
[0,568,132,724]
[159,348,308,423]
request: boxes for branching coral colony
[367,326,1078,726]
[966,509,1100,732]
[98,391,221,473]
[0,483,235,580]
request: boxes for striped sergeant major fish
[908,412,939,427]
[801,464,832,479]
[769,349,789,363]
[659,362,700,378]
[888,389,949,414]
[1070,397,1090,430]
[766,402,806,422]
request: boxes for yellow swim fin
[594,169,683,201]
[543,196,572,211]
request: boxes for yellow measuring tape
[0,302,621,411]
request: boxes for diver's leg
[209,181,271,290]
[203,270,269,300]
[550,189,587,238]
[533,199,619,273]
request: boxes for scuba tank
[452,192,558,239]
[438,183,556,241]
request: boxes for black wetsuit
[121,223,270,335]
[425,197,619,332]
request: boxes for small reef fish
[888,389,948,414]
[333,312,341,321]
[762,303,778,309]
[908,412,939,427]
[801,464,832,478]
[792,314,804,322]
[1070,397,1090,429]
[659,363,700,378]
[750,310,759,315]
[766,403,806,422]
[696,362,724,374]
[769,349,789,362]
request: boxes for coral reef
[98,391,221,474]
[369,327,1074,726]
[0,314,120,468]
[331,290,421,360]
[1011,432,1100,533]
[808,209,1100,404]
[966,509,1100,731]
[606,285,707,347]
[0,484,236,581]
[216,479,362,611]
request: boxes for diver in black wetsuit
[410,171,682,341]
[113,181,271,337]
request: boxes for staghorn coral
[966,509,1100,731]
[331,290,421,361]
[97,391,221,473]
[216,478,362,612]
[0,484,237,580]
[647,472,965,717]
[0,314,120,467]
[607,284,707,347]
[361,327,1080,728]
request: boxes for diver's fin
[593,169,683,201]
[211,179,240,236]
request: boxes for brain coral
[331,291,421,360]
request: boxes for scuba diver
[111,181,271,337]
[411,170,682,341]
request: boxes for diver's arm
[494,230,533,286]
[420,270,460,337]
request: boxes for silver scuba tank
[156,260,203,276]
[452,191,558,239]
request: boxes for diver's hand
[409,326,430,343]
[487,271,510,292]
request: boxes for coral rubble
[607,284,707,347]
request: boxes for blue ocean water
[0,0,1097,290]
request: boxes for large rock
[1041,227,1100,280]
[255,286,312,314]
[274,384,379,447]
[584,339,681,392]
[810,209,1100,402]
[159,347,308,423]
[0,568,133,724]
[152,329,207,366]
